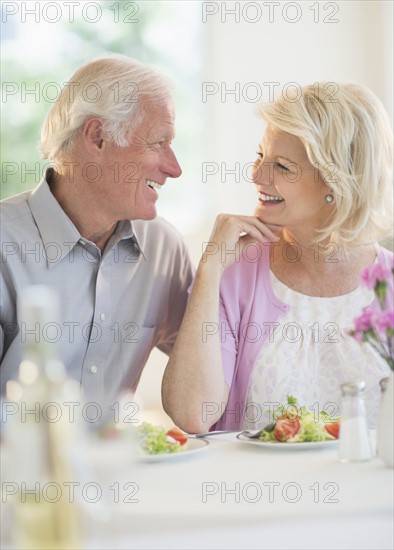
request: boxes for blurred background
[1,0,393,426]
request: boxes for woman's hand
[202,214,281,272]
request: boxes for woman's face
[252,126,334,241]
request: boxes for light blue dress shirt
[0,170,194,415]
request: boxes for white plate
[237,433,338,450]
[137,437,209,462]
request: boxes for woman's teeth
[146,179,161,190]
[259,193,284,202]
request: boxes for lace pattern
[243,272,390,429]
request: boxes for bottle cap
[17,285,60,327]
[341,379,366,396]
[17,285,61,362]
[379,377,390,392]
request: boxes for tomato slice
[324,422,340,439]
[273,419,301,442]
[166,427,188,445]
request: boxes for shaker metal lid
[379,377,390,392]
[341,379,366,395]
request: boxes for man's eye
[150,141,165,149]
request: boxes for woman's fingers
[202,214,281,270]
[212,214,280,243]
[239,219,280,243]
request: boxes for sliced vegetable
[167,427,188,446]
[259,396,340,443]
[274,419,301,442]
[140,422,182,454]
[324,422,340,439]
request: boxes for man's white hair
[40,55,171,161]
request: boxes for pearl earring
[325,194,334,203]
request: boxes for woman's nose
[252,160,274,185]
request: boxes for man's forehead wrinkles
[146,121,175,141]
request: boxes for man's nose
[164,147,182,178]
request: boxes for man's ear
[83,118,104,151]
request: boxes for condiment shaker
[338,380,373,462]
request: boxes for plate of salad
[137,423,209,462]
[237,396,340,450]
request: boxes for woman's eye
[256,151,263,159]
[276,163,289,172]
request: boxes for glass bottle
[377,376,394,468]
[338,379,373,463]
[4,285,83,549]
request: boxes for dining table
[1,430,393,550]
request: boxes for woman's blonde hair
[258,82,393,244]
[40,55,171,162]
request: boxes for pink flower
[360,263,391,290]
[352,261,394,371]
[354,309,375,332]
[374,310,394,333]
[353,331,363,342]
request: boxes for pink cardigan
[211,243,393,430]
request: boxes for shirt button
[90,365,98,374]
[100,313,105,321]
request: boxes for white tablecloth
[2,433,393,549]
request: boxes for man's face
[99,98,182,221]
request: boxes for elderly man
[0,55,194,414]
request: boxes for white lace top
[243,271,390,429]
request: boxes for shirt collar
[28,169,81,268]
[28,168,144,267]
[115,220,144,258]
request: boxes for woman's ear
[83,118,104,151]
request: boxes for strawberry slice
[166,427,188,445]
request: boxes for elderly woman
[162,82,393,432]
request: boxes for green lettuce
[140,422,181,454]
[258,396,339,443]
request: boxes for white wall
[201,0,393,223]
[2,1,391,426]
[136,0,394,424]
